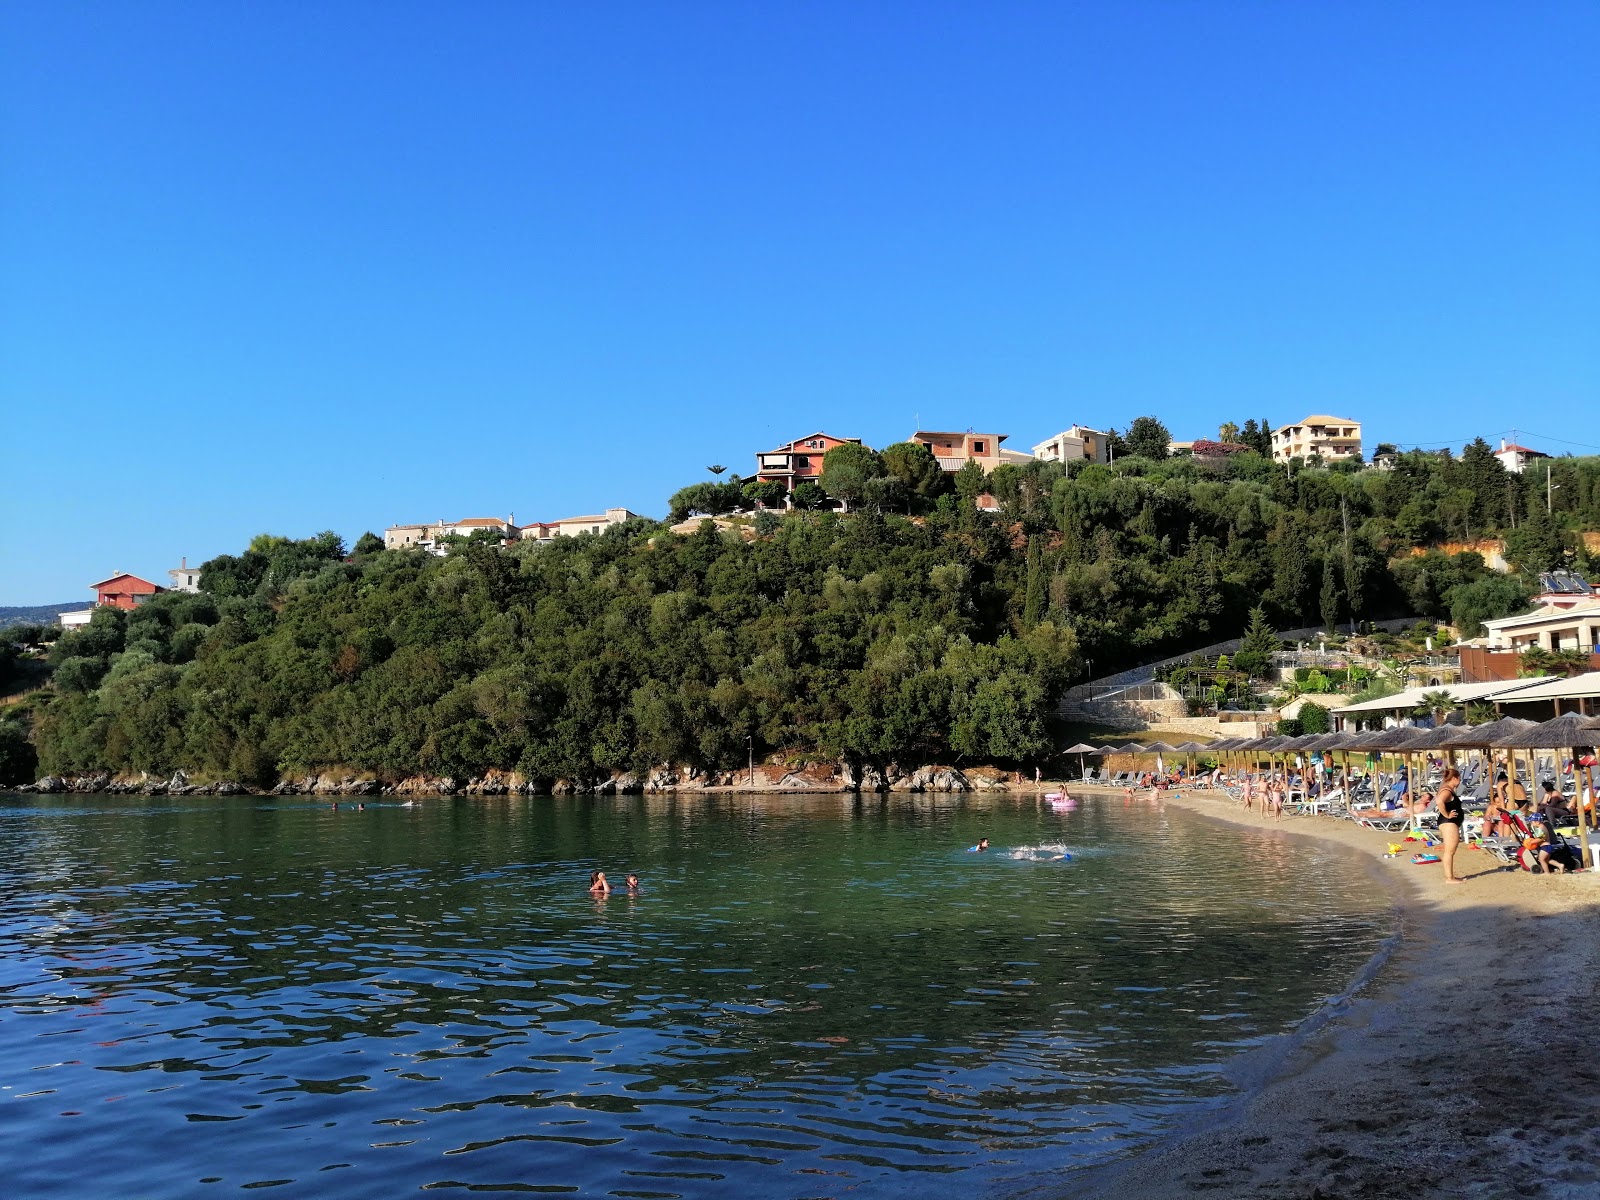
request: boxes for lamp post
[1547,468,1560,515]
[747,735,754,789]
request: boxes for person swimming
[625,873,641,892]
[968,837,990,852]
[589,870,610,895]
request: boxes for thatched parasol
[1489,713,1600,866]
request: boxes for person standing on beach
[1436,767,1466,884]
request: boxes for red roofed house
[1493,439,1550,475]
[91,573,166,610]
[754,432,863,495]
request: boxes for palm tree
[1219,421,1240,443]
[1549,648,1592,677]
[1464,701,1496,726]
[1519,646,1554,676]
[1413,689,1455,726]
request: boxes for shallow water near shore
[0,790,1394,1198]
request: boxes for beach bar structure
[1492,671,1600,719]
[1332,678,1553,730]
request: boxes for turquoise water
[0,791,1392,1198]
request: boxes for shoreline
[1042,784,1600,1200]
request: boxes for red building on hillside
[90,573,165,610]
[753,431,863,494]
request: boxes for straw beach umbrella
[1494,714,1600,866]
[1448,717,1540,803]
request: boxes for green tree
[1123,416,1172,461]
[353,531,385,556]
[818,443,885,511]
[1231,607,1279,676]
[879,441,949,509]
[1503,509,1564,574]
[742,480,788,509]
[1448,575,1531,637]
[1298,701,1331,735]
[790,481,827,510]
[1413,689,1455,725]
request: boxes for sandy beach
[1050,784,1600,1200]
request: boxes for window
[972,440,985,454]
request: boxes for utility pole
[1547,464,1558,514]
[747,735,754,789]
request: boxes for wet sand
[1052,785,1600,1200]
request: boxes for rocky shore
[12,760,1017,797]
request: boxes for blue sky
[3,2,1596,603]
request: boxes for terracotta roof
[89,573,161,590]
[454,517,510,527]
[1498,444,1547,456]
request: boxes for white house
[168,557,201,593]
[1493,439,1550,474]
[1032,426,1111,466]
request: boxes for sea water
[0,790,1392,1198]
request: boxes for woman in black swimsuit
[1437,766,1466,884]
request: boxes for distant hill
[0,604,81,630]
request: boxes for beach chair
[1356,809,1413,832]
[1480,814,1534,870]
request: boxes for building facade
[1493,439,1550,474]
[1270,415,1363,463]
[168,557,201,593]
[91,573,165,610]
[911,430,1031,473]
[1031,426,1111,466]
[753,432,862,493]
[520,508,640,541]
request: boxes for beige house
[911,430,1031,473]
[384,516,517,553]
[520,507,640,541]
[1271,415,1362,463]
[1031,426,1111,465]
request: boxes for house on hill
[60,572,166,628]
[911,430,1032,473]
[384,516,518,553]
[169,557,201,593]
[1031,426,1111,465]
[1493,439,1550,474]
[92,573,165,610]
[520,508,641,541]
[753,432,863,495]
[1271,415,1362,463]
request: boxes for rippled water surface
[0,791,1393,1198]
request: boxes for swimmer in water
[589,870,610,895]
[972,838,990,852]
[625,873,641,892]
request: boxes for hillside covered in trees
[6,436,1599,789]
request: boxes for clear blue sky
[3,2,1595,603]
